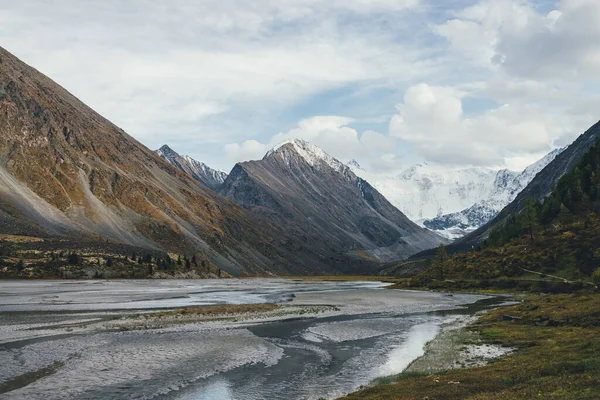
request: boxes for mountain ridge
[219,139,447,265]
[155,145,227,191]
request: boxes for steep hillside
[156,145,227,191]
[219,139,446,262]
[0,45,350,276]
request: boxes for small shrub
[592,268,600,285]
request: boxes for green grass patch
[372,371,430,386]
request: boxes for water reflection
[188,379,234,400]
[378,321,441,376]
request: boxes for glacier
[351,148,565,239]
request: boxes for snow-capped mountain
[352,163,504,221]
[423,148,565,238]
[456,121,600,249]
[350,148,565,240]
[347,159,365,171]
[263,139,351,174]
[220,138,447,265]
[155,145,228,191]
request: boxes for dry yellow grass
[0,234,44,243]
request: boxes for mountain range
[0,45,316,276]
[2,44,599,277]
[351,149,563,239]
[0,46,444,275]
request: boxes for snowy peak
[423,147,566,239]
[264,138,349,174]
[156,144,179,160]
[155,145,227,191]
[518,147,566,183]
[397,163,498,185]
[364,164,502,222]
[348,159,364,171]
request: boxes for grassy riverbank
[342,293,600,399]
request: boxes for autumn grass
[341,294,600,400]
[146,303,278,318]
[0,234,45,243]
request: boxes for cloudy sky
[1,0,599,173]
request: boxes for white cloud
[225,116,398,170]
[424,0,600,169]
[389,83,560,168]
[1,0,599,174]
[434,0,600,80]
[224,140,269,162]
[432,19,494,65]
[0,0,427,149]
[493,0,600,79]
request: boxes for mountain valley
[0,46,445,278]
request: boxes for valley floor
[0,279,489,400]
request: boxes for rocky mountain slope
[0,45,376,276]
[155,145,227,191]
[422,148,564,238]
[219,139,447,262]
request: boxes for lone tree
[67,252,80,265]
[436,244,448,281]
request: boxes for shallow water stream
[0,279,496,399]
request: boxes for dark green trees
[436,244,447,280]
[67,252,80,265]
